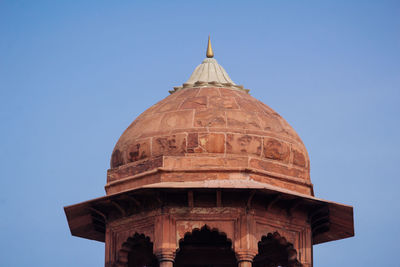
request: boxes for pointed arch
[175,225,237,267]
[253,232,301,267]
[116,233,159,267]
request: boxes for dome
[106,42,312,196]
[65,39,354,250]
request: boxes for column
[154,214,176,267]
[236,249,257,267]
[155,249,175,267]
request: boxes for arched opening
[174,225,237,267]
[253,232,301,267]
[117,233,159,267]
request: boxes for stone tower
[65,39,354,267]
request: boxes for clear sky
[0,1,399,266]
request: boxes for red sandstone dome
[107,57,312,196]
[65,40,354,249]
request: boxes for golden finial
[206,35,214,58]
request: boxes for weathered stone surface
[208,96,239,109]
[257,113,283,133]
[226,134,261,156]
[226,110,261,130]
[163,156,192,169]
[174,88,200,99]
[292,146,307,167]
[250,174,311,195]
[249,158,307,179]
[111,149,123,168]
[194,109,226,127]
[235,97,262,113]
[125,114,163,139]
[127,139,151,162]
[263,137,290,163]
[180,96,207,109]
[189,157,226,168]
[108,156,163,181]
[184,156,248,169]
[219,87,241,97]
[156,99,183,113]
[198,133,225,153]
[152,134,187,157]
[159,110,193,130]
[187,133,198,152]
[198,87,221,97]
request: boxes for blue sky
[0,1,399,266]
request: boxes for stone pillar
[236,249,257,267]
[235,212,258,267]
[155,249,175,267]
[154,214,176,267]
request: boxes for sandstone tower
[65,38,354,267]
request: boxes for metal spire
[206,35,214,58]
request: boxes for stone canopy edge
[64,180,354,245]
